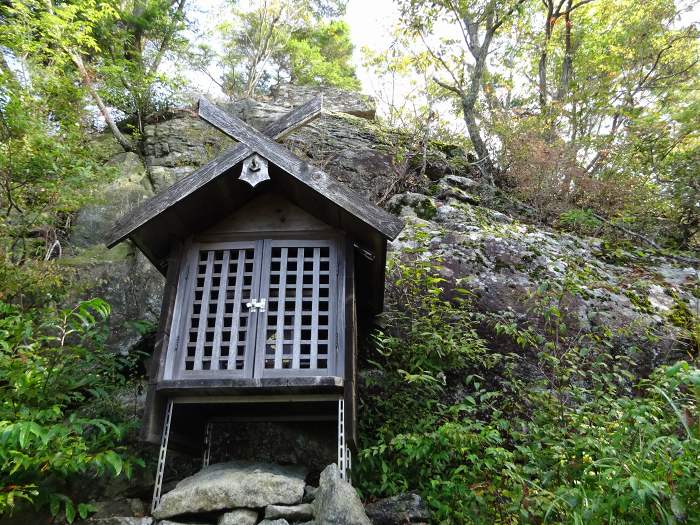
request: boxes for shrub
[356,240,700,524]
[0,299,142,522]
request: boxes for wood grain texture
[107,97,325,248]
[201,194,334,236]
[343,241,358,450]
[156,376,344,396]
[140,243,183,442]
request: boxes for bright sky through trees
[186,0,700,123]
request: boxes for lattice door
[254,240,339,377]
[176,242,261,378]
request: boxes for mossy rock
[387,192,437,221]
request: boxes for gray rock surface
[314,464,371,525]
[66,148,163,356]
[83,499,135,519]
[63,243,164,355]
[364,492,431,525]
[209,421,335,472]
[303,485,318,503]
[387,192,437,220]
[218,509,258,525]
[71,152,153,248]
[258,520,289,525]
[158,521,211,525]
[270,83,376,119]
[153,461,307,519]
[264,503,314,521]
[389,178,698,367]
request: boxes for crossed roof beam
[108,96,402,248]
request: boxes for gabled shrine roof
[107,97,403,256]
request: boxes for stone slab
[153,461,307,519]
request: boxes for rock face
[209,421,336,472]
[71,152,152,248]
[72,83,696,387]
[67,149,164,356]
[71,84,399,359]
[218,509,259,525]
[314,464,371,525]
[264,503,314,521]
[153,461,307,519]
[388,186,697,367]
[365,492,432,525]
[270,83,376,119]
[142,113,234,193]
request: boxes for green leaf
[103,450,123,476]
[77,502,94,519]
[65,499,76,523]
[671,496,686,519]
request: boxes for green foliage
[0,67,113,306]
[283,20,360,90]
[558,209,603,235]
[216,0,356,98]
[0,299,142,521]
[2,0,191,141]
[357,238,700,524]
[388,0,700,251]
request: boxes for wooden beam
[107,97,325,248]
[198,98,404,241]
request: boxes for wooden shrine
[106,96,403,510]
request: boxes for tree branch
[66,49,135,152]
[148,0,187,76]
[591,212,699,264]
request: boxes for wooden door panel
[175,241,261,379]
[168,238,343,381]
[254,240,340,378]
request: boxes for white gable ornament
[240,153,270,187]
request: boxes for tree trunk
[461,34,498,186]
[461,102,496,186]
[148,0,187,76]
[556,0,574,100]
[68,50,135,152]
[538,1,554,109]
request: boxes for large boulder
[142,114,233,192]
[270,83,376,119]
[158,521,210,525]
[73,83,697,378]
[389,178,698,368]
[264,503,314,521]
[66,149,163,356]
[314,464,371,525]
[62,243,164,355]
[153,461,307,519]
